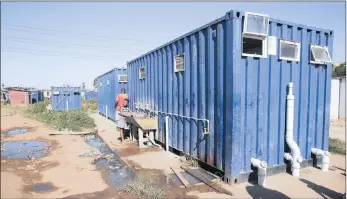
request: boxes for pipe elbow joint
[296,156,303,163]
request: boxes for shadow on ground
[246,185,290,199]
[300,178,344,199]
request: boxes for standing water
[1,141,49,160]
[83,134,135,190]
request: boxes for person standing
[116,98,130,142]
[115,88,128,125]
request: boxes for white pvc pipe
[165,116,169,152]
[105,105,108,118]
[251,158,267,186]
[284,82,303,177]
[66,100,69,111]
[311,148,330,171]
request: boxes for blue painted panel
[51,87,82,111]
[97,68,128,120]
[30,90,44,104]
[125,9,333,180]
[85,91,98,101]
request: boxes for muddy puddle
[32,183,54,192]
[7,128,28,135]
[1,141,49,160]
[83,134,135,190]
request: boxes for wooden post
[138,128,144,148]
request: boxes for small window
[63,91,70,96]
[279,40,301,62]
[310,45,332,64]
[243,12,269,37]
[174,54,185,72]
[53,91,60,96]
[99,82,102,87]
[242,36,268,58]
[107,79,110,86]
[118,75,128,83]
[139,67,145,80]
[73,92,80,95]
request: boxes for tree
[333,62,346,77]
[82,82,86,91]
[93,78,97,89]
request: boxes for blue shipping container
[85,91,98,101]
[51,87,82,111]
[30,90,44,104]
[127,9,333,181]
[97,67,128,121]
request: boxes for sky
[1,2,345,89]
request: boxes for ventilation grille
[139,67,145,80]
[174,54,185,72]
[118,75,128,83]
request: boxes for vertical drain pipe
[66,100,69,111]
[165,116,169,152]
[311,148,330,171]
[251,158,267,186]
[284,82,303,177]
[105,105,108,118]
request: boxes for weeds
[329,138,346,155]
[123,173,165,199]
[25,101,96,131]
[180,154,199,167]
[82,99,98,112]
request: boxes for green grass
[329,138,346,155]
[82,99,98,112]
[123,173,165,199]
[25,101,96,131]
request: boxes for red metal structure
[9,89,30,105]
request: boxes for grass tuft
[123,173,165,199]
[180,154,199,167]
[329,138,346,155]
[25,101,96,131]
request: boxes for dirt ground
[330,119,346,142]
[1,106,346,199]
[0,106,124,198]
[91,112,346,199]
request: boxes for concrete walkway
[90,113,345,199]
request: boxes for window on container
[243,12,269,37]
[73,92,80,95]
[107,79,110,86]
[64,91,70,96]
[310,45,332,64]
[139,67,145,80]
[279,39,301,62]
[99,82,102,87]
[174,54,185,72]
[242,36,268,58]
[118,75,128,83]
[53,91,60,96]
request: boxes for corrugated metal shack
[97,67,128,121]
[51,86,82,111]
[30,90,44,104]
[84,91,98,101]
[127,9,333,182]
[8,89,30,105]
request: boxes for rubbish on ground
[170,166,190,188]
[180,165,233,196]
[49,131,93,136]
[78,149,102,158]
